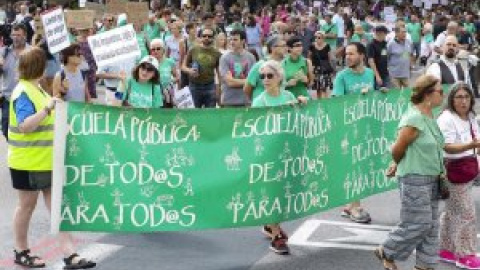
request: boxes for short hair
[411,74,440,104]
[346,42,366,55]
[185,22,195,31]
[260,60,285,83]
[203,12,214,20]
[60,43,80,65]
[18,47,46,80]
[11,24,27,34]
[230,29,246,41]
[28,4,37,14]
[132,62,160,84]
[286,36,302,48]
[446,82,476,115]
[199,28,214,37]
[447,21,458,28]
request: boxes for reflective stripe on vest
[8,80,54,171]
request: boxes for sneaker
[457,255,480,269]
[262,225,288,240]
[269,235,289,255]
[342,208,371,224]
[438,249,456,264]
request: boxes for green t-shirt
[246,59,266,100]
[157,18,167,31]
[350,33,372,46]
[123,77,163,108]
[186,46,222,85]
[396,106,445,177]
[361,21,371,32]
[406,22,422,43]
[464,22,476,35]
[332,67,375,96]
[136,34,149,60]
[321,23,338,49]
[143,22,161,41]
[424,33,434,43]
[158,57,176,88]
[283,55,309,98]
[252,89,296,107]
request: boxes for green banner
[53,89,413,232]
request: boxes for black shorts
[10,169,52,190]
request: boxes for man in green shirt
[332,42,375,224]
[406,14,422,68]
[321,14,338,51]
[143,13,161,42]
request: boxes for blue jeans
[412,42,421,58]
[189,82,216,108]
[1,99,9,140]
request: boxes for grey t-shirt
[219,50,256,106]
[61,68,86,102]
[387,39,412,79]
[0,45,30,99]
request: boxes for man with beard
[182,28,222,108]
[0,24,29,140]
[427,35,468,85]
[332,42,374,224]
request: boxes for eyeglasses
[454,95,471,100]
[259,73,275,80]
[140,64,156,72]
[151,47,163,51]
[203,34,214,38]
[107,19,114,22]
[315,36,324,39]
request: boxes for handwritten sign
[65,10,95,29]
[41,8,70,54]
[88,24,140,67]
[51,89,417,232]
[85,2,105,20]
[424,0,433,10]
[413,0,422,7]
[174,87,195,109]
[125,2,149,27]
[106,0,126,15]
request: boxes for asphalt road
[2,70,480,270]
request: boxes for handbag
[445,119,479,184]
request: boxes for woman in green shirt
[122,56,163,108]
[283,36,313,99]
[252,60,306,255]
[375,75,445,270]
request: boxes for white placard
[431,0,439,4]
[413,0,422,7]
[87,24,141,68]
[79,0,86,8]
[383,6,394,15]
[41,8,70,54]
[440,0,448,5]
[424,0,432,9]
[385,14,397,23]
[174,86,195,109]
[330,0,337,3]
[313,1,321,7]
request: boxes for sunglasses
[107,19,114,22]
[259,73,275,80]
[315,36,324,39]
[203,34,214,38]
[151,47,163,51]
[140,64,156,72]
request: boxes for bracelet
[44,106,51,115]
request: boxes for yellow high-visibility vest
[8,79,54,171]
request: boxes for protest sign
[413,0,422,7]
[51,89,417,233]
[424,0,433,9]
[383,6,394,15]
[106,0,126,15]
[79,0,86,8]
[431,0,439,4]
[440,0,448,4]
[313,1,321,7]
[174,87,195,109]
[125,2,149,27]
[41,8,70,54]
[88,24,140,67]
[385,14,397,23]
[65,10,95,29]
[85,2,105,20]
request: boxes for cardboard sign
[106,0,126,15]
[65,10,95,29]
[125,2,149,27]
[85,2,105,20]
[41,8,71,54]
[88,24,140,67]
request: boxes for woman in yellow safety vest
[8,47,96,269]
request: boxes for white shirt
[437,110,480,158]
[426,55,469,83]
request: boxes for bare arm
[391,126,419,163]
[18,98,58,133]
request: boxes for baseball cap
[139,55,159,73]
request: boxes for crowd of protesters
[2,0,480,269]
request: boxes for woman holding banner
[252,60,307,255]
[375,74,446,270]
[8,47,96,269]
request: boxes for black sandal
[374,246,398,270]
[14,249,46,268]
[63,253,96,270]
[414,266,435,270]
